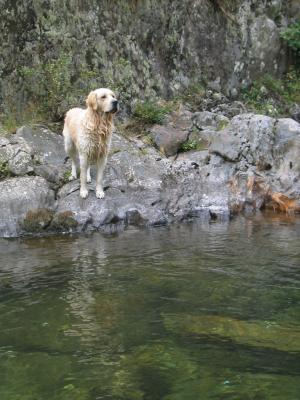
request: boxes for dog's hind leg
[79,154,89,199]
[64,132,78,181]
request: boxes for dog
[63,88,118,199]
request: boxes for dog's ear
[86,91,98,111]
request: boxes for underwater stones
[163,313,300,352]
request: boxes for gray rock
[15,125,69,185]
[0,136,34,176]
[272,118,300,195]
[150,125,189,156]
[0,176,55,237]
[210,113,276,167]
[165,107,193,131]
[290,104,300,123]
[211,101,247,118]
[1,114,299,237]
[192,111,229,131]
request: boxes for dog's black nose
[111,99,119,113]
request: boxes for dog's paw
[80,188,89,199]
[96,190,105,199]
[87,177,92,183]
[69,175,77,182]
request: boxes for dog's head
[86,88,118,114]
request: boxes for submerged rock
[163,313,300,352]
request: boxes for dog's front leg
[79,154,89,198]
[96,156,107,199]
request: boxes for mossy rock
[164,313,300,353]
[22,208,54,232]
[50,211,78,231]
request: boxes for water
[0,213,299,400]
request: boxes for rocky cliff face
[0,0,299,116]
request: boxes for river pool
[0,213,299,399]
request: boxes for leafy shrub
[133,101,172,124]
[180,140,207,152]
[180,140,199,152]
[0,161,11,180]
[281,22,300,53]
[19,55,97,121]
[242,71,300,116]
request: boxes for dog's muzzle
[111,100,119,113]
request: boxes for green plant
[19,55,98,121]
[180,140,207,152]
[133,101,172,124]
[281,22,300,53]
[0,160,11,179]
[62,169,72,183]
[242,71,300,116]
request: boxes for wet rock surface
[0,113,299,237]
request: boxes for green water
[0,214,299,400]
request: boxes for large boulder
[0,126,70,186]
[150,125,189,157]
[0,135,34,176]
[192,111,229,131]
[15,125,69,185]
[210,114,276,168]
[209,114,300,212]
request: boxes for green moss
[217,119,230,131]
[164,313,300,352]
[112,341,198,400]
[51,211,78,231]
[22,208,54,232]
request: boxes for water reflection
[0,214,299,399]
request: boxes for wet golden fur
[63,88,118,199]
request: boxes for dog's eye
[101,95,106,99]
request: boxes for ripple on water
[0,214,300,399]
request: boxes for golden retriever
[63,88,118,199]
